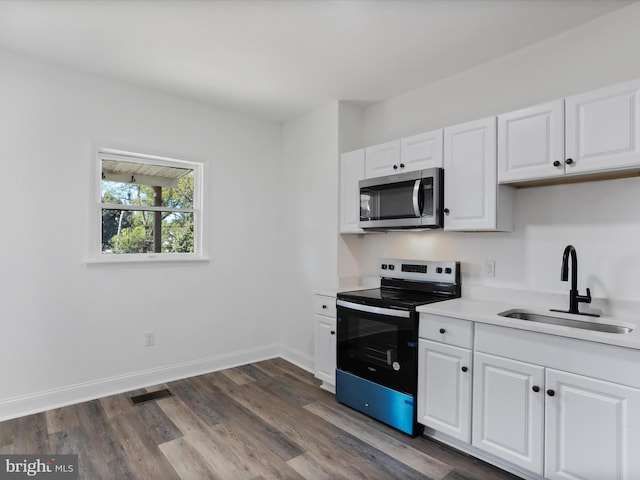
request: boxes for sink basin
[498,309,634,334]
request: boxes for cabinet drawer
[419,313,473,349]
[475,323,640,388]
[315,295,336,317]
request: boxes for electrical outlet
[144,331,155,347]
[484,259,496,277]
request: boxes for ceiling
[0,0,634,122]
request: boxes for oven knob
[445,267,452,274]
[392,362,400,371]
[436,267,443,273]
[389,264,395,270]
[381,264,387,269]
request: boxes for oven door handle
[336,300,411,318]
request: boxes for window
[95,149,203,261]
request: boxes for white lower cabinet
[417,319,640,479]
[418,339,472,442]
[544,369,640,480]
[472,352,544,474]
[417,314,473,443]
[313,294,336,392]
[470,324,640,480]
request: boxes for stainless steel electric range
[336,258,461,436]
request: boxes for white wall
[0,49,284,419]
[6,2,640,420]
[280,102,340,368]
[337,102,365,284]
[363,3,640,144]
[357,3,640,306]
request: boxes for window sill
[85,254,211,265]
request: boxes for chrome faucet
[551,245,599,317]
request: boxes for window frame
[90,148,205,263]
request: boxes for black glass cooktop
[337,287,450,310]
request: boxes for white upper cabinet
[365,140,401,178]
[499,79,640,184]
[365,130,443,178]
[566,78,640,175]
[400,129,444,171]
[339,149,365,234]
[444,116,513,231]
[498,99,565,183]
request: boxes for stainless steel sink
[498,309,634,334]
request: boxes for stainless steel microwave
[359,168,444,230]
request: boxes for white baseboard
[0,344,283,422]
[279,344,314,373]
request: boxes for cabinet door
[566,78,640,175]
[443,117,498,231]
[365,140,401,178]
[545,369,640,480]
[339,149,365,233]
[498,99,565,183]
[418,339,472,442]
[472,352,545,474]
[401,129,443,171]
[314,315,336,387]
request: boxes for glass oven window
[352,319,398,367]
[337,306,418,395]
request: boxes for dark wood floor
[0,359,521,479]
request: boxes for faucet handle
[577,288,592,304]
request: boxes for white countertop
[315,288,340,297]
[417,297,640,351]
[315,275,381,298]
[315,286,373,297]
[316,279,640,350]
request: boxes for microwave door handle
[412,179,422,217]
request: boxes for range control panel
[379,258,459,284]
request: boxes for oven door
[336,300,418,395]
